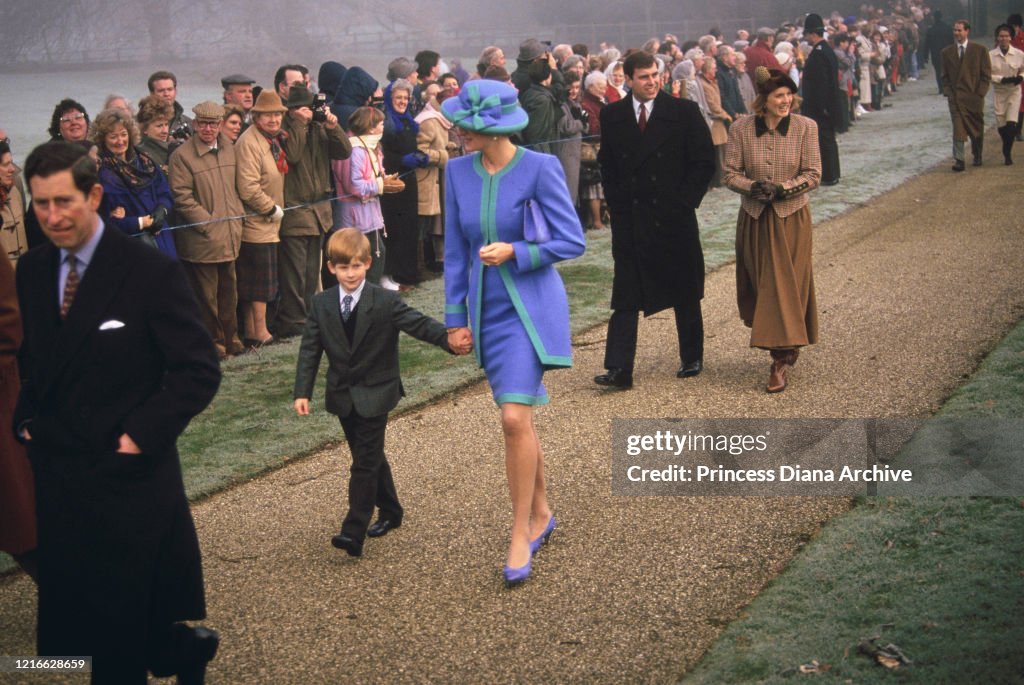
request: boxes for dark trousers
[276,234,322,338]
[603,303,703,372]
[338,411,402,541]
[817,123,841,183]
[181,259,239,353]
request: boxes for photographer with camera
[274,84,352,338]
[147,70,193,141]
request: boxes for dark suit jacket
[294,282,449,418]
[14,223,220,658]
[598,91,714,314]
[802,40,842,129]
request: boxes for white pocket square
[99,320,126,331]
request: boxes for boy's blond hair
[327,228,372,264]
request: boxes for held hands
[111,206,126,219]
[116,433,142,454]
[479,242,514,266]
[749,181,783,203]
[447,327,473,355]
[294,398,310,416]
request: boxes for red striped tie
[60,256,79,319]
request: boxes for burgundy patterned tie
[638,103,648,133]
[60,256,79,319]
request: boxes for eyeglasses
[60,113,86,124]
[195,120,221,128]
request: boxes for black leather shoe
[594,368,633,389]
[367,518,401,538]
[677,360,703,378]
[177,626,219,685]
[331,533,363,557]
[952,160,965,172]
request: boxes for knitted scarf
[259,128,290,174]
[98,147,158,189]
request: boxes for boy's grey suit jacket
[294,282,449,418]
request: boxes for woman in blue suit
[442,81,585,586]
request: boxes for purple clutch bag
[524,199,551,243]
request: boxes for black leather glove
[749,181,773,202]
[148,206,168,234]
[1001,75,1024,85]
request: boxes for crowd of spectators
[3,0,1019,357]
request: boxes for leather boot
[971,138,983,166]
[767,349,800,393]
[1002,125,1015,165]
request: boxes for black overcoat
[14,225,220,664]
[801,40,842,183]
[598,91,714,314]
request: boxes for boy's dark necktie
[341,294,353,322]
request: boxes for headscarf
[383,81,419,135]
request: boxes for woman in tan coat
[414,84,451,273]
[700,59,732,188]
[722,67,821,393]
[235,91,287,347]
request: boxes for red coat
[0,255,35,555]
[744,40,783,75]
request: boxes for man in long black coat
[925,11,954,93]
[801,13,842,185]
[595,51,715,389]
[14,142,222,684]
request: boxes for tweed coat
[168,132,244,263]
[235,124,285,243]
[722,114,822,219]
[598,91,715,315]
[15,224,220,662]
[941,41,992,140]
[989,46,1024,126]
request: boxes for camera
[312,92,329,123]
[169,122,191,141]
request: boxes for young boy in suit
[293,228,466,557]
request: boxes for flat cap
[192,100,226,120]
[221,73,256,89]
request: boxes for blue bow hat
[441,80,528,134]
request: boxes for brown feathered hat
[754,66,799,96]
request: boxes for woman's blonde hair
[89,107,141,147]
[135,94,174,129]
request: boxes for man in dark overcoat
[595,51,715,389]
[14,141,222,684]
[801,13,843,185]
[924,11,954,93]
[941,19,992,171]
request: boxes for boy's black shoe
[331,533,363,557]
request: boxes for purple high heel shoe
[529,515,557,556]
[503,556,532,587]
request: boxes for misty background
[0,0,988,161]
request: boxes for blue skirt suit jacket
[444,147,585,395]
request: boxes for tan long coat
[235,125,284,243]
[700,75,731,145]
[414,115,450,216]
[168,133,244,262]
[942,41,991,140]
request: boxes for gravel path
[2,99,1023,684]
